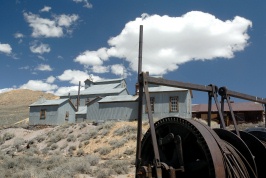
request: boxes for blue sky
[0,0,266,104]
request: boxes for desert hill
[0,89,58,126]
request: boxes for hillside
[0,89,58,126]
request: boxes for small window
[65,111,69,121]
[86,98,90,105]
[169,96,179,112]
[40,109,46,120]
[146,97,155,113]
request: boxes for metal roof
[192,102,264,112]
[92,78,124,84]
[61,83,126,96]
[99,95,139,103]
[30,98,69,106]
[76,106,87,114]
[148,86,188,92]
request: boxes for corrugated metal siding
[87,102,100,121]
[142,91,192,120]
[29,101,76,125]
[58,102,76,124]
[29,106,59,125]
[98,102,138,121]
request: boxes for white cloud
[40,6,51,12]
[0,88,14,94]
[14,32,24,38]
[35,64,53,71]
[30,42,51,54]
[57,69,102,85]
[20,80,58,92]
[19,66,30,70]
[111,64,126,77]
[54,86,82,96]
[0,43,12,54]
[91,65,110,73]
[75,11,252,76]
[56,14,79,27]
[74,48,109,66]
[46,76,56,83]
[73,0,92,9]
[23,12,79,38]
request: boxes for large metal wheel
[140,117,226,178]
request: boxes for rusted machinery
[135,25,266,178]
[135,73,266,178]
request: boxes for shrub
[35,135,46,143]
[98,147,111,155]
[84,140,90,146]
[86,154,99,166]
[13,138,25,149]
[102,121,115,129]
[50,143,58,150]
[110,160,129,174]
[79,123,87,129]
[3,132,15,141]
[42,155,66,170]
[79,142,83,148]
[41,147,49,155]
[72,159,92,175]
[109,138,127,149]
[123,148,135,155]
[0,136,5,145]
[66,134,76,142]
[125,133,137,140]
[47,133,65,143]
[99,129,109,136]
[96,170,111,178]
[113,125,137,136]
[60,142,68,150]
[68,145,76,151]
[76,149,85,157]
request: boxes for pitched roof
[61,83,127,96]
[99,95,138,103]
[192,102,264,112]
[91,78,124,84]
[30,98,69,106]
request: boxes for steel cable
[221,141,257,178]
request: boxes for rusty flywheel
[138,117,258,178]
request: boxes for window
[86,98,90,105]
[170,96,179,112]
[65,111,69,121]
[146,97,155,113]
[40,109,46,119]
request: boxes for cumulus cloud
[111,64,126,77]
[73,0,92,8]
[57,69,102,85]
[14,32,24,38]
[20,80,58,92]
[40,6,51,12]
[91,65,110,73]
[0,43,12,54]
[23,12,79,38]
[0,88,14,94]
[35,64,53,71]
[54,86,82,96]
[46,76,56,83]
[74,11,252,75]
[30,41,51,54]
[74,48,109,66]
